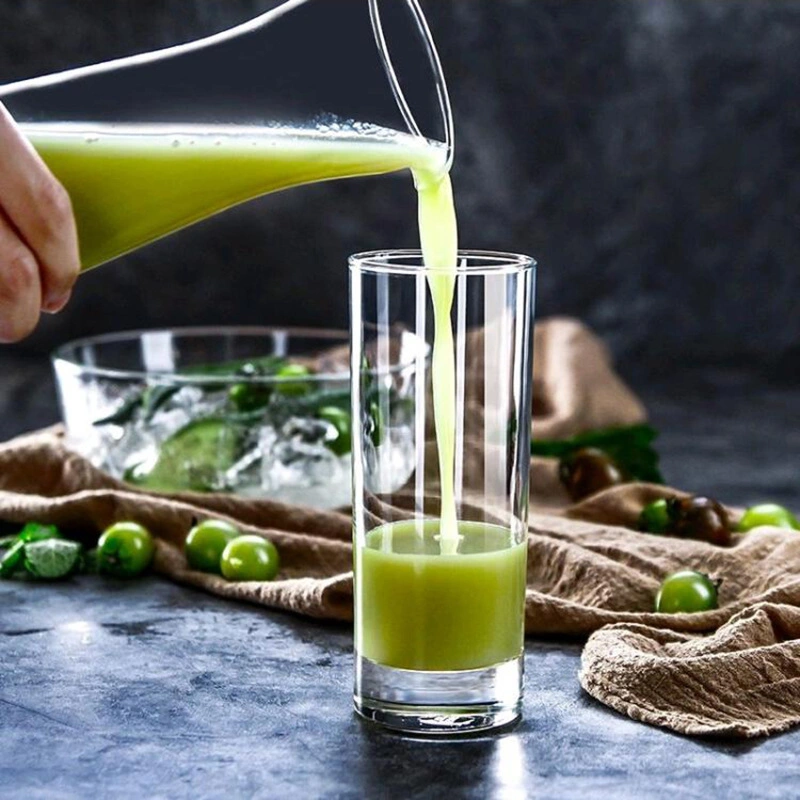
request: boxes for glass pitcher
[0,0,453,270]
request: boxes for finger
[41,287,72,315]
[0,102,80,311]
[0,210,42,343]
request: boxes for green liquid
[356,520,527,672]
[416,174,459,550]
[24,122,450,271]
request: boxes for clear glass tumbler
[350,250,536,734]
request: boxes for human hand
[0,102,80,342]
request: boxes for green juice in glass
[356,520,527,672]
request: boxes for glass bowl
[52,326,418,509]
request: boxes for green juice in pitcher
[23,121,451,271]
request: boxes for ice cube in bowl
[51,326,420,510]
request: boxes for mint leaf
[141,385,181,422]
[531,424,664,483]
[23,540,82,580]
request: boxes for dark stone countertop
[1,355,800,799]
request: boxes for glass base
[354,655,522,735]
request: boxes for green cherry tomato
[317,406,352,456]
[655,570,718,614]
[220,535,280,582]
[228,383,272,412]
[638,498,671,534]
[737,503,800,532]
[185,519,241,573]
[274,364,312,396]
[97,522,155,579]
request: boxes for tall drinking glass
[350,250,536,734]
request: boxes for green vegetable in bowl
[317,406,352,456]
[737,503,800,532]
[655,570,718,614]
[93,356,290,428]
[97,522,155,578]
[367,401,385,447]
[274,387,351,417]
[89,351,365,496]
[228,382,272,413]
[92,394,145,427]
[126,417,243,493]
[220,535,280,582]
[274,363,312,396]
[24,539,82,580]
[185,519,240,573]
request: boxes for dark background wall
[2,0,799,380]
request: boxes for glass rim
[348,249,536,276]
[50,325,357,385]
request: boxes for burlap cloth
[2,317,799,739]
